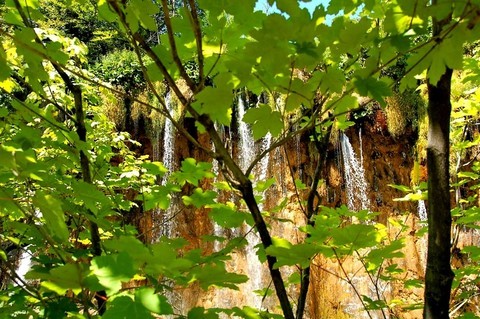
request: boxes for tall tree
[425,61,454,319]
[423,2,480,317]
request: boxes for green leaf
[319,68,345,94]
[458,313,480,319]
[255,177,275,192]
[187,307,225,319]
[33,191,69,243]
[172,158,214,186]
[103,236,151,268]
[276,0,302,17]
[393,191,426,201]
[330,224,379,251]
[103,295,152,319]
[41,263,86,295]
[190,264,248,290]
[428,52,447,86]
[135,288,173,315]
[294,178,307,190]
[338,17,372,55]
[182,188,217,208]
[192,85,233,126]
[0,48,11,82]
[388,184,412,192]
[265,240,317,268]
[144,239,192,277]
[458,171,479,180]
[242,103,283,140]
[70,181,110,214]
[353,77,391,106]
[331,95,358,116]
[287,272,301,284]
[404,279,424,289]
[139,184,178,211]
[366,239,404,272]
[44,297,78,318]
[90,253,136,294]
[209,202,248,228]
[462,246,480,260]
[362,295,388,310]
[141,161,167,176]
[127,0,159,31]
[97,0,117,22]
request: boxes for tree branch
[160,0,197,91]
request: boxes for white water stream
[340,132,370,211]
[161,92,176,185]
[339,132,389,318]
[237,97,271,308]
[237,96,255,173]
[418,199,427,222]
[15,249,32,286]
[158,92,176,238]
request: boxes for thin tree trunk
[296,129,330,319]
[424,67,454,319]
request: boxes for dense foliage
[1,0,480,318]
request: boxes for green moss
[385,90,425,138]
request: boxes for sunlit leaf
[135,288,173,315]
[209,202,248,228]
[189,264,248,290]
[242,103,283,140]
[91,253,136,294]
[182,188,217,208]
[192,85,233,126]
[172,158,214,186]
[33,191,69,244]
[103,295,152,319]
[41,263,86,295]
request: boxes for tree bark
[424,67,454,319]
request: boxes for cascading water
[158,92,176,238]
[258,133,272,181]
[15,249,32,286]
[237,95,266,309]
[212,123,224,253]
[151,127,161,163]
[418,199,427,221]
[417,198,428,269]
[340,132,370,211]
[237,96,255,173]
[161,92,176,185]
[339,132,384,318]
[359,128,364,165]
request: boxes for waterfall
[161,92,176,184]
[340,132,370,211]
[158,92,176,238]
[418,199,427,221]
[212,123,224,253]
[236,95,266,309]
[152,129,161,162]
[258,133,272,181]
[237,96,255,173]
[359,128,364,164]
[15,249,32,286]
[417,198,428,270]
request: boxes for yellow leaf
[0,79,15,93]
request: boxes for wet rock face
[348,110,418,218]
[129,105,429,317]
